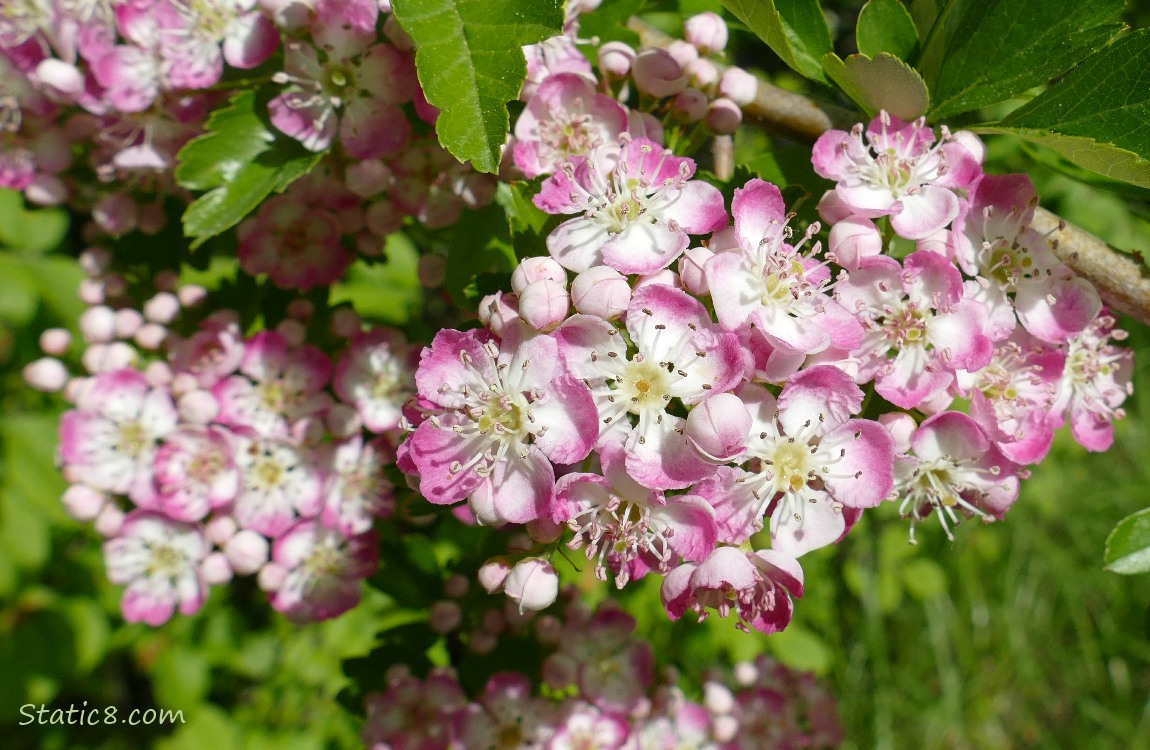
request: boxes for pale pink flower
[268,520,377,622]
[231,434,323,537]
[152,425,241,521]
[103,511,208,625]
[320,436,395,535]
[1052,314,1134,451]
[333,327,416,433]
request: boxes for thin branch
[626,16,1150,327]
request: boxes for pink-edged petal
[625,415,712,490]
[659,495,718,563]
[753,548,804,598]
[531,375,598,465]
[1016,273,1101,344]
[223,12,279,69]
[485,448,555,523]
[769,493,846,558]
[912,411,989,460]
[547,216,612,273]
[601,220,688,275]
[777,364,864,436]
[929,298,993,370]
[407,423,486,504]
[819,419,895,507]
[690,546,758,591]
[889,186,959,239]
[668,180,727,235]
[731,178,786,245]
[694,466,762,544]
[705,250,759,332]
[415,329,494,408]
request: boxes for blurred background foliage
[4,0,1150,748]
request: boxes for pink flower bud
[258,562,286,590]
[141,292,180,325]
[228,530,271,576]
[685,12,729,54]
[78,279,105,305]
[137,203,167,235]
[92,193,138,236]
[511,257,567,293]
[82,341,136,373]
[286,299,314,321]
[24,357,68,392]
[828,216,882,271]
[679,246,714,296]
[686,392,751,462]
[686,58,719,88]
[202,552,233,585]
[526,517,563,544]
[666,40,699,68]
[817,189,854,224]
[429,600,463,633]
[325,403,362,438]
[597,41,636,78]
[503,558,559,613]
[330,309,361,339]
[477,292,519,337]
[879,412,916,454]
[36,58,84,100]
[719,67,757,105]
[170,373,199,397]
[94,504,124,537]
[444,574,470,598]
[134,323,167,350]
[207,516,237,545]
[25,174,67,206]
[346,159,394,197]
[79,247,112,277]
[365,199,404,237]
[632,49,688,98]
[469,630,498,654]
[713,715,739,743]
[478,556,512,593]
[276,319,307,347]
[102,274,127,298]
[733,661,758,686]
[178,389,220,424]
[114,308,144,339]
[62,484,106,521]
[80,305,116,343]
[634,269,681,292]
[704,681,735,714]
[417,253,447,289]
[518,279,569,331]
[177,284,208,307]
[672,88,708,122]
[571,266,630,319]
[144,361,172,387]
[705,97,742,134]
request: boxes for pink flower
[705,179,863,354]
[169,315,246,387]
[104,511,209,625]
[535,136,727,275]
[894,411,1021,541]
[59,369,178,504]
[812,112,981,239]
[556,284,745,490]
[556,441,717,587]
[514,72,629,178]
[333,327,416,433]
[1052,314,1134,451]
[695,367,893,557]
[662,546,803,634]
[455,673,555,749]
[268,520,378,622]
[838,251,994,409]
[406,323,598,524]
[237,194,354,291]
[547,702,630,750]
[153,425,241,521]
[232,434,323,537]
[320,436,395,535]
[363,668,468,750]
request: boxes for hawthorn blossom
[320,436,395,535]
[556,440,717,587]
[152,425,241,521]
[454,673,554,749]
[103,511,209,625]
[548,702,630,750]
[662,546,803,634]
[267,520,378,622]
[237,193,354,291]
[231,434,323,537]
[1052,314,1134,451]
[213,330,333,439]
[812,112,980,239]
[535,136,727,275]
[333,327,415,433]
[838,251,994,409]
[362,667,469,750]
[694,367,894,557]
[405,323,598,524]
[894,411,1021,542]
[169,314,246,387]
[705,178,862,354]
[556,284,744,489]
[513,72,629,178]
[59,368,178,504]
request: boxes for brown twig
[626,16,1150,327]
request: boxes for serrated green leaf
[985,29,1150,190]
[176,91,324,248]
[857,0,918,61]
[1105,507,1150,574]
[719,0,832,83]
[908,0,942,38]
[392,0,564,173]
[918,0,1124,119]
[822,52,929,120]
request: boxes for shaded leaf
[719,0,832,83]
[918,0,1124,120]
[822,52,929,120]
[1105,507,1150,574]
[392,0,565,173]
[856,0,918,61]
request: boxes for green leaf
[918,0,1124,119]
[392,0,565,173]
[856,0,918,61]
[1105,508,1150,574]
[822,52,929,120]
[983,30,1150,190]
[577,0,645,45]
[0,190,69,253]
[901,558,947,600]
[719,0,832,83]
[176,91,323,248]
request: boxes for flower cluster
[29,250,419,625]
[362,598,843,750]
[399,88,1133,630]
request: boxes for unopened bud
[503,557,559,613]
[478,556,512,593]
[24,357,68,392]
[571,266,631,320]
[597,41,636,78]
[518,279,569,331]
[429,600,463,633]
[511,257,567,293]
[686,393,751,462]
[62,484,105,521]
[632,49,688,98]
[230,531,271,576]
[202,552,233,585]
[718,67,757,105]
[705,97,742,134]
[685,12,728,54]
